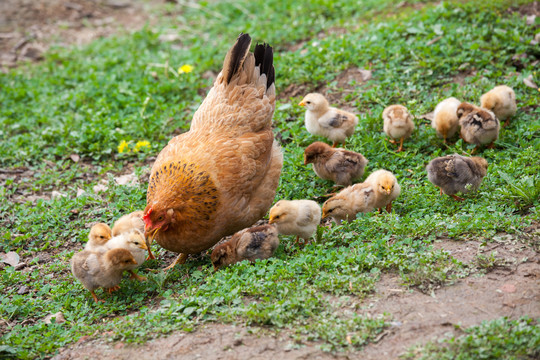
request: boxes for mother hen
[143,33,283,270]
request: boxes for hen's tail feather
[254,43,275,89]
[222,33,252,84]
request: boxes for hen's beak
[298,101,306,107]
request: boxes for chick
[322,183,375,224]
[211,224,279,270]
[112,210,155,260]
[480,85,516,127]
[268,200,321,245]
[304,141,368,187]
[382,105,415,152]
[85,223,112,252]
[426,154,488,201]
[457,102,499,153]
[112,210,144,236]
[71,248,137,303]
[432,97,461,143]
[105,230,148,281]
[299,93,358,147]
[364,169,401,213]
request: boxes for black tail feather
[254,42,275,90]
[223,33,252,84]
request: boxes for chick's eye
[306,101,311,104]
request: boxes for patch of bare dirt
[0,0,163,69]
[507,1,539,18]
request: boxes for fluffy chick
[71,248,136,303]
[85,223,112,252]
[457,102,499,153]
[112,210,154,260]
[211,224,279,270]
[432,97,461,143]
[382,105,415,152]
[426,154,488,201]
[480,85,516,127]
[304,141,368,187]
[299,93,358,148]
[268,200,321,245]
[364,169,401,213]
[105,230,148,281]
[322,183,375,224]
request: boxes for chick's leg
[397,137,404,152]
[440,188,443,195]
[164,253,188,271]
[386,202,392,213]
[332,141,338,148]
[107,285,121,294]
[450,194,465,201]
[129,270,147,281]
[504,118,510,127]
[90,290,104,303]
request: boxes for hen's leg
[129,270,147,281]
[164,253,188,271]
[145,235,156,260]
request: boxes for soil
[3,1,540,359]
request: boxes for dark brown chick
[304,142,368,187]
[457,102,499,153]
[71,248,137,303]
[211,224,279,270]
[426,154,488,201]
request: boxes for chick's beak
[139,241,148,250]
[268,217,275,224]
[298,101,306,107]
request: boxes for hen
[143,34,283,270]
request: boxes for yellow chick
[71,248,137,303]
[426,154,488,201]
[322,183,375,225]
[457,102,499,153]
[304,141,368,187]
[211,224,279,270]
[268,199,321,245]
[105,230,148,281]
[364,169,401,213]
[85,223,112,252]
[112,210,144,236]
[382,105,415,152]
[432,97,461,143]
[299,93,358,148]
[480,85,516,127]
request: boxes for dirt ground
[3,0,540,359]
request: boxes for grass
[1,0,539,358]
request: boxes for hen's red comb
[143,208,152,229]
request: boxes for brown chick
[457,102,499,153]
[426,154,488,201]
[71,248,137,303]
[85,223,112,252]
[268,200,321,245]
[304,141,368,187]
[299,93,358,148]
[364,169,401,213]
[382,105,415,152]
[143,34,282,271]
[480,85,516,127]
[322,183,375,225]
[211,224,279,270]
[432,97,461,143]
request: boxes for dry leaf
[0,251,20,266]
[359,69,372,82]
[76,189,86,197]
[51,190,67,199]
[115,173,138,186]
[70,154,80,162]
[500,283,517,293]
[43,312,66,324]
[523,74,538,89]
[93,184,108,193]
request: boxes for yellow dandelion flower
[134,140,150,152]
[117,140,130,154]
[178,64,194,74]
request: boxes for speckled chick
[480,85,516,127]
[85,223,112,252]
[458,102,499,152]
[432,97,461,143]
[268,200,321,244]
[382,105,415,152]
[426,154,488,201]
[304,141,368,187]
[211,224,279,270]
[364,169,401,213]
[71,248,137,303]
[322,182,375,225]
[105,230,148,281]
[299,93,358,148]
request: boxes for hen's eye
[158,215,164,221]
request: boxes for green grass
[1,0,539,358]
